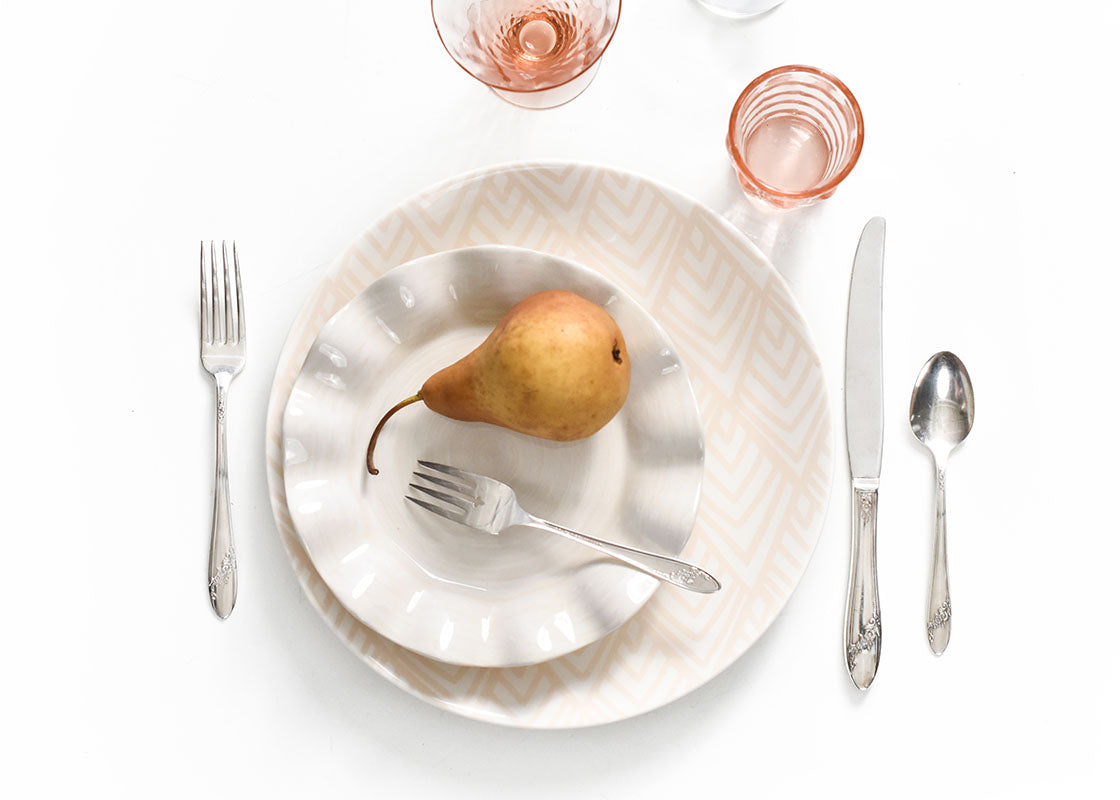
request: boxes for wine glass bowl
[432,0,622,109]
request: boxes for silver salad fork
[407,461,721,594]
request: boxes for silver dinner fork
[407,461,721,594]
[199,241,245,619]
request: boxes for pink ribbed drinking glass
[432,0,621,109]
[727,65,864,209]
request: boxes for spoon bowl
[910,352,975,458]
[909,351,974,655]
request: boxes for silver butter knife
[843,217,885,690]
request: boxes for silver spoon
[909,351,975,655]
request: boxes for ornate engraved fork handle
[208,375,238,618]
[528,517,721,594]
[844,484,881,690]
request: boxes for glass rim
[727,64,865,201]
[431,0,622,95]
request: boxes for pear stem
[366,393,422,475]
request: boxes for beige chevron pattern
[265,163,832,728]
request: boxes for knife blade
[843,216,885,690]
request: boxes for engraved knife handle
[208,378,238,618]
[927,466,951,654]
[844,484,881,690]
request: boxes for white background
[3,0,1118,797]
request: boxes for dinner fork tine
[405,495,467,524]
[222,241,235,344]
[210,241,221,343]
[200,242,211,344]
[234,242,245,342]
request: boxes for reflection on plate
[265,162,833,728]
[283,246,704,668]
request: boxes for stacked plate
[266,162,833,728]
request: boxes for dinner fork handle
[528,518,720,594]
[208,377,238,618]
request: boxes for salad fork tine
[408,482,472,512]
[411,470,472,495]
[416,459,474,483]
[405,495,467,524]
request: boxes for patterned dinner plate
[265,162,833,728]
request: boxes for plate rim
[265,159,835,728]
[280,243,706,668]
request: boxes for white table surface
[4,1,1118,797]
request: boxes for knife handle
[844,485,881,690]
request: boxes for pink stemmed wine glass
[432,0,622,109]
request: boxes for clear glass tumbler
[695,0,785,19]
[432,0,622,110]
[726,65,864,209]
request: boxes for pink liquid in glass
[742,116,829,194]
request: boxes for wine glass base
[695,0,785,19]
[489,60,602,110]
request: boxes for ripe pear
[366,289,630,474]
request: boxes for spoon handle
[927,467,952,654]
[844,484,881,690]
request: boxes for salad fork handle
[526,516,720,594]
[208,376,237,618]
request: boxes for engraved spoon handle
[208,378,238,618]
[927,465,951,654]
[526,517,721,594]
[844,485,881,690]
